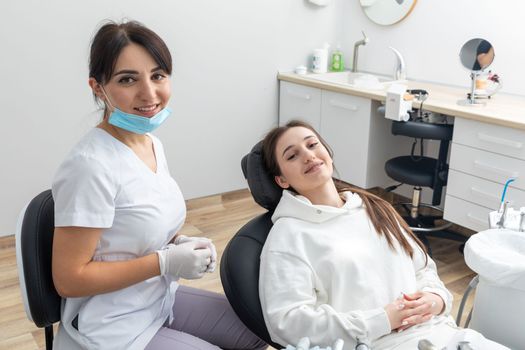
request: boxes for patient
[258,120,508,349]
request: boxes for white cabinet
[279,81,409,189]
[444,117,525,232]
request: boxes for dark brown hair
[89,20,172,84]
[262,120,428,260]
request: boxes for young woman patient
[258,120,507,349]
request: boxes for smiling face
[274,126,334,194]
[90,43,171,119]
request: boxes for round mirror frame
[360,0,417,26]
[459,38,495,72]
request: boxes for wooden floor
[0,188,476,350]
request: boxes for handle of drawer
[470,187,515,208]
[473,160,519,178]
[466,213,488,226]
[477,133,523,149]
[329,99,358,111]
[287,88,311,100]
[470,187,500,202]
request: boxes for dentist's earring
[275,176,290,189]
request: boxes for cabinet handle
[466,213,488,226]
[286,88,311,100]
[477,133,523,149]
[329,99,358,111]
[470,187,500,202]
[473,160,519,178]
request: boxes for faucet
[352,31,369,72]
[389,47,406,80]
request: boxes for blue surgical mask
[99,84,171,134]
[108,107,171,134]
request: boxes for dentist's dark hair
[89,19,172,85]
[262,120,428,261]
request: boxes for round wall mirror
[459,38,495,72]
[360,0,417,26]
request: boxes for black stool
[385,120,466,255]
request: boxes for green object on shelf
[330,46,344,72]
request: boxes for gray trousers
[145,285,268,350]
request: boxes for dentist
[51,20,266,350]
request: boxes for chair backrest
[15,189,61,328]
[220,141,283,349]
[241,141,283,210]
[392,120,453,205]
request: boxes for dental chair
[15,189,61,350]
[220,141,283,349]
[384,118,467,255]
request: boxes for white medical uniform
[52,128,185,350]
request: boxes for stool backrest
[391,120,453,141]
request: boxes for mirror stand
[457,72,487,107]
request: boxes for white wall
[2,0,523,236]
[341,0,525,96]
[0,0,341,236]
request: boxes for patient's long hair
[262,120,428,261]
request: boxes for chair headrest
[241,141,282,211]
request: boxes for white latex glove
[156,241,211,279]
[174,235,217,272]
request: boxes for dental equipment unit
[488,178,525,230]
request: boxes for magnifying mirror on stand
[457,38,498,106]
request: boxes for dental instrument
[354,338,369,350]
[282,338,344,350]
[496,201,508,228]
[417,339,439,350]
[499,178,515,211]
[457,341,474,350]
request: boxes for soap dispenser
[330,44,344,72]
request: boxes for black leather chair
[385,119,466,254]
[220,141,283,349]
[15,189,61,350]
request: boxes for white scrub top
[52,128,185,350]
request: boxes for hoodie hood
[271,190,364,224]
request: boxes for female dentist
[51,20,266,350]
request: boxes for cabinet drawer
[444,195,490,232]
[453,118,525,161]
[279,81,321,130]
[320,90,371,188]
[447,169,525,210]
[450,143,525,190]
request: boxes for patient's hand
[394,291,444,332]
[384,291,444,332]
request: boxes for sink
[305,71,398,90]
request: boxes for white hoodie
[259,190,454,349]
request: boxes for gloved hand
[156,241,211,279]
[174,235,217,272]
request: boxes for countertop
[278,72,525,131]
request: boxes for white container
[312,44,329,73]
[464,228,525,350]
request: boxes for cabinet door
[320,90,372,188]
[279,81,321,130]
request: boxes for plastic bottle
[312,43,330,73]
[330,44,344,72]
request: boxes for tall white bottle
[312,43,330,73]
